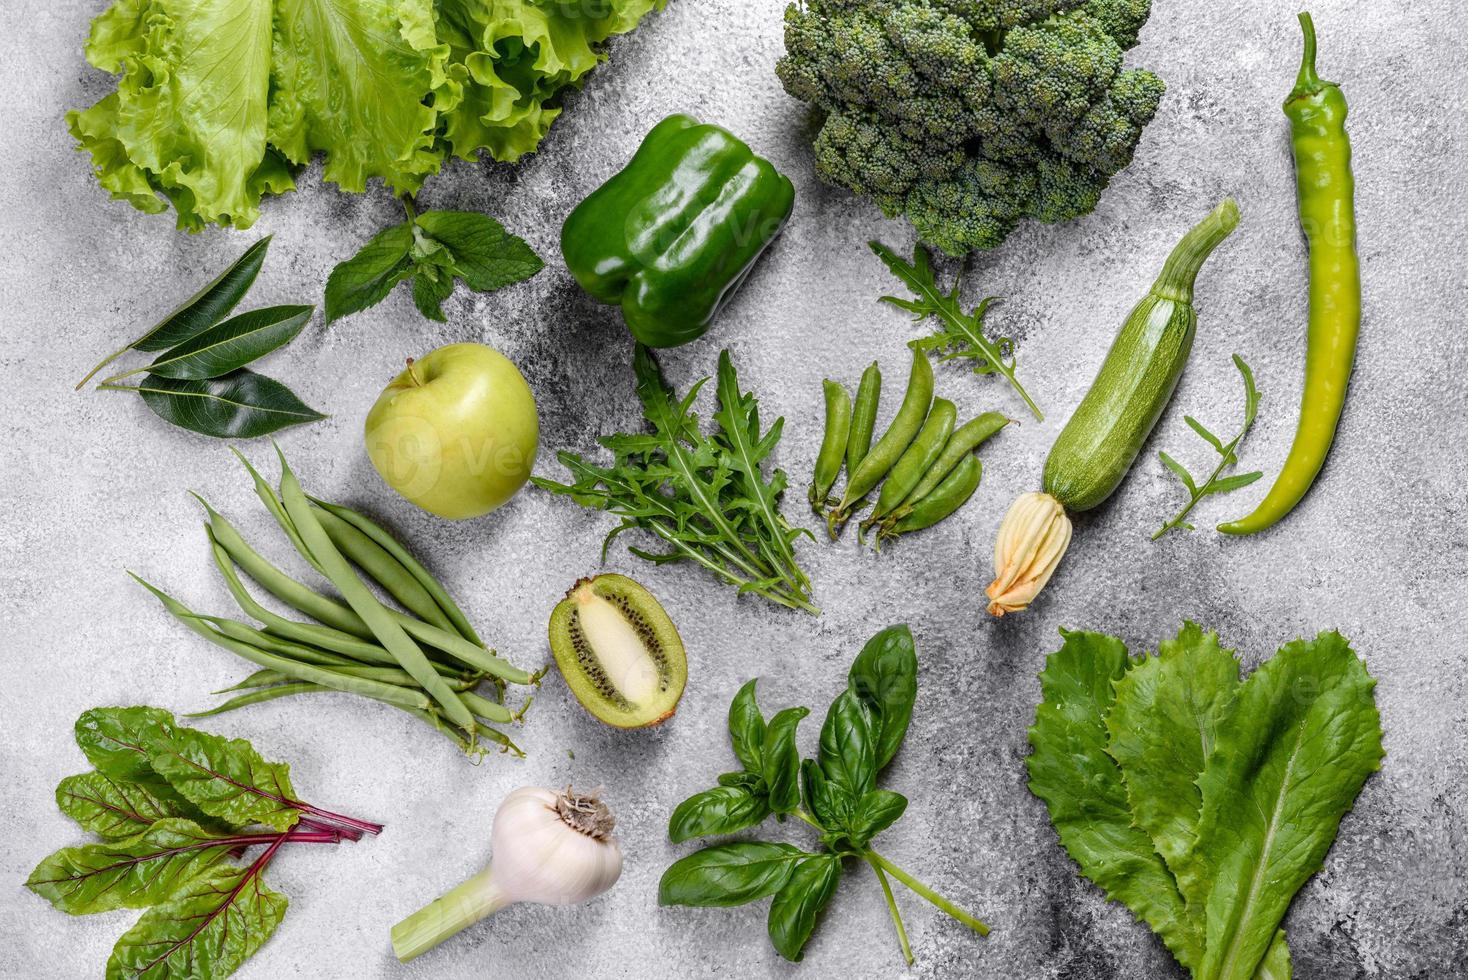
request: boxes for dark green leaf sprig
[26,706,378,980]
[658,626,988,964]
[324,200,543,323]
[78,237,325,438]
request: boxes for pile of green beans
[132,447,539,758]
[812,346,1010,544]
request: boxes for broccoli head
[777,0,1164,254]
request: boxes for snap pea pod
[883,412,1009,527]
[835,347,934,521]
[846,361,881,473]
[309,497,484,647]
[311,505,455,632]
[868,397,956,527]
[884,455,982,537]
[276,452,477,736]
[810,380,852,513]
[132,574,436,714]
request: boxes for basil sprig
[658,625,989,964]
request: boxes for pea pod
[867,398,956,529]
[884,412,1009,528]
[1219,12,1359,536]
[810,380,852,513]
[885,456,982,538]
[834,347,934,524]
[847,361,881,473]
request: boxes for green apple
[365,343,539,520]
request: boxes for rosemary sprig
[869,241,1042,421]
[1153,354,1263,539]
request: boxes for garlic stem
[391,867,511,963]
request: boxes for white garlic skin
[491,787,623,907]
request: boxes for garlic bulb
[986,492,1073,616]
[391,786,623,962]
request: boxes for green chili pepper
[811,380,852,513]
[1219,12,1359,536]
[885,456,982,538]
[868,398,956,529]
[835,347,934,524]
[847,361,881,473]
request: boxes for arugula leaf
[145,305,314,381]
[728,679,767,772]
[1026,629,1204,972]
[870,241,1042,421]
[762,707,810,815]
[26,818,236,914]
[819,689,877,800]
[668,787,770,844]
[768,854,842,962]
[658,842,808,908]
[56,771,213,840]
[846,624,918,769]
[1154,354,1264,539]
[120,370,326,439]
[1105,623,1241,916]
[325,209,542,323]
[846,790,907,849]
[1192,632,1383,980]
[146,725,304,832]
[534,346,817,613]
[106,858,288,980]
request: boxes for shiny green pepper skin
[560,114,796,348]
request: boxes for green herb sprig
[659,626,988,963]
[534,345,817,614]
[1154,354,1263,539]
[870,241,1042,421]
[27,707,379,980]
[78,237,325,438]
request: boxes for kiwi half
[548,574,687,729]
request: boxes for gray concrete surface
[2,1,1465,977]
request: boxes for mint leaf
[414,210,544,292]
[323,222,415,323]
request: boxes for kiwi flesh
[548,574,687,729]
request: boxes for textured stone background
[2,1,1465,978]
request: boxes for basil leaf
[728,679,767,772]
[25,818,235,913]
[134,237,271,352]
[668,786,771,844]
[717,771,764,791]
[768,854,842,962]
[761,706,809,815]
[847,624,918,769]
[658,842,806,908]
[147,724,303,831]
[134,370,326,439]
[148,305,313,380]
[819,688,876,799]
[323,222,415,323]
[802,759,854,835]
[413,210,544,292]
[56,771,212,839]
[107,863,287,980]
[74,706,179,786]
[846,789,908,848]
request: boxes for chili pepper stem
[864,850,989,936]
[865,854,915,965]
[1292,12,1320,94]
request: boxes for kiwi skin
[548,574,687,729]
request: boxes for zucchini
[1044,199,1240,511]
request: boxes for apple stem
[405,358,425,388]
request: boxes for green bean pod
[836,347,934,517]
[846,361,881,473]
[199,619,479,689]
[188,684,321,719]
[214,669,289,693]
[457,690,515,724]
[275,452,476,736]
[884,412,1009,527]
[231,448,318,572]
[810,379,852,513]
[884,455,982,537]
[869,398,956,526]
[309,498,485,647]
[312,505,455,632]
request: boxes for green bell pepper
[560,114,796,348]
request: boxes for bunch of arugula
[77,237,325,438]
[26,706,378,979]
[534,345,817,614]
[1027,624,1384,980]
[658,626,988,963]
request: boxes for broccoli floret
[777,0,1163,254]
